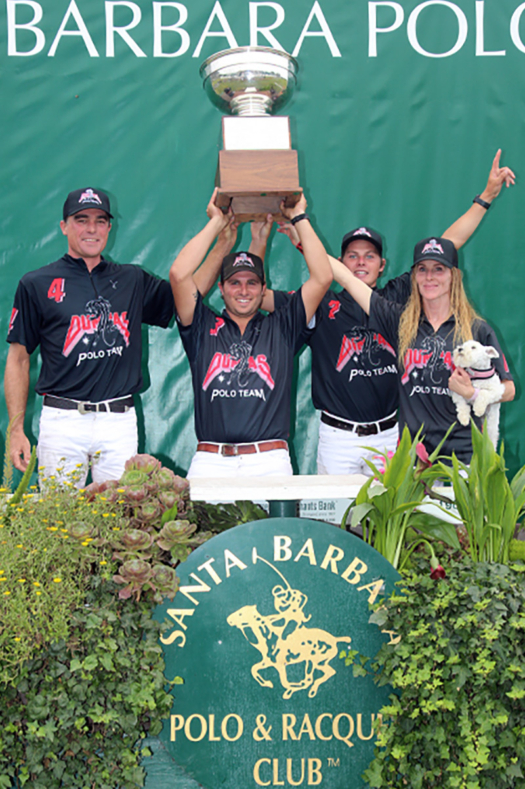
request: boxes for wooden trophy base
[216,150,302,222]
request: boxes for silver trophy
[200,46,302,220]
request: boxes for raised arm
[281,195,332,323]
[442,149,515,249]
[193,216,238,297]
[170,190,232,326]
[249,215,277,312]
[329,257,373,314]
[4,342,32,471]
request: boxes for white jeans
[37,405,138,487]
[317,417,399,476]
[187,447,293,479]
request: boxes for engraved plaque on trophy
[200,46,302,222]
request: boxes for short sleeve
[271,287,307,352]
[368,291,403,351]
[7,279,42,354]
[379,271,412,305]
[141,272,175,328]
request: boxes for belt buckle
[77,402,89,415]
[357,424,375,437]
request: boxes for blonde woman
[330,236,515,462]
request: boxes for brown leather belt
[321,412,397,437]
[196,440,288,457]
[43,394,134,414]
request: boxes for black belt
[43,394,134,414]
[321,412,397,437]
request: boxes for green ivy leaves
[364,558,525,788]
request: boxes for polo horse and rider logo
[227,551,352,700]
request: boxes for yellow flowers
[52,578,62,584]
[17,579,27,584]
[33,582,41,587]
[99,561,107,566]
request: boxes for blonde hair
[398,267,480,366]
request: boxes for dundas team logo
[62,296,130,361]
[401,337,455,386]
[155,519,400,788]
[202,340,275,392]
[336,332,396,381]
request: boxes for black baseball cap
[221,251,265,284]
[63,187,113,220]
[413,237,458,269]
[341,227,383,257]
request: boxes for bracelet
[290,213,310,226]
[296,242,305,255]
[473,195,491,210]
[468,388,480,403]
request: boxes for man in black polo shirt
[170,189,332,478]
[5,186,223,486]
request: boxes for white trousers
[187,447,293,479]
[317,418,399,476]
[37,405,138,487]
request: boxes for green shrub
[0,575,173,788]
[365,557,525,788]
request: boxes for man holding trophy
[170,45,331,478]
[170,190,331,478]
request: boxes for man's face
[219,271,266,320]
[341,240,385,287]
[60,208,111,262]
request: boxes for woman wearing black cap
[329,235,515,463]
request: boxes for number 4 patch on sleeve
[48,278,66,303]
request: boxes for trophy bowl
[200,46,298,117]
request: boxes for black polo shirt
[274,272,411,423]
[178,290,307,443]
[7,254,174,401]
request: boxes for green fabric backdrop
[1,0,523,476]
